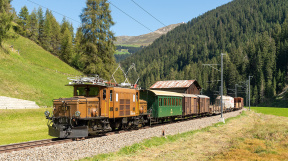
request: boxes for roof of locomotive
[147,90,184,97]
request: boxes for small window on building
[116,93,118,102]
[110,90,113,101]
[103,89,106,100]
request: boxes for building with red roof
[150,80,202,94]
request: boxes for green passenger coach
[140,90,183,118]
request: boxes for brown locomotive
[46,78,148,138]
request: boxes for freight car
[215,95,234,111]
[234,97,244,110]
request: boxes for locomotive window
[110,90,113,101]
[89,87,99,96]
[133,94,135,102]
[103,89,106,100]
[136,92,138,102]
[76,87,86,96]
[116,93,118,102]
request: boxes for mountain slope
[122,0,288,106]
[0,31,82,106]
[115,23,183,46]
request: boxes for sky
[11,0,233,36]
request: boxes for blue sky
[11,0,233,36]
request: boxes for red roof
[150,80,197,89]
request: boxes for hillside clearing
[82,108,288,161]
[0,31,82,106]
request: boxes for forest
[122,0,288,105]
[12,0,117,79]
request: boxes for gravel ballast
[0,109,244,161]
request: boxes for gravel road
[0,109,244,161]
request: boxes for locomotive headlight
[75,111,81,117]
[44,111,50,117]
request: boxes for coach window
[173,98,175,106]
[136,92,138,102]
[110,90,113,101]
[116,93,118,102]
[159,98,161,106]
[133,94,135,102]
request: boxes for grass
[80,112,245,161]
[250,106,288,117]
[114,51,130,55]
[0,108,54,145]
[80,108,288,161]
[0,29,82,106]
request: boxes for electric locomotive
[45,77,148,138]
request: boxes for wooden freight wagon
[197,95,210,114]
[140,90,183,118]
[234,97,244,110]
[182,94,198,116]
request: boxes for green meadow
[0,108,54,145]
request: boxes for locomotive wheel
[110,119,122,131]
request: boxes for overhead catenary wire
[130,0,166,27]
[27,0,155,33]
[26,0,81,24]
[107,0,153,32]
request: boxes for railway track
[0,138,72,154]
[0,110,240,154]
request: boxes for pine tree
[42,9,52,51]
[0,0,13,46]
[60,27,73,63]
[18,6,29,36]
[27,9,38,42]
[79,0,116,78]
[37,7,45,45]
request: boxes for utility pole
[235,84,238,98]
[220,53,225,122]
[248,76,253,111]
[203,53,225,123]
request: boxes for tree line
[13,0,117,79]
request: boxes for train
[44,77,244,138]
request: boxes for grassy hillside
[0,33,82,106]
